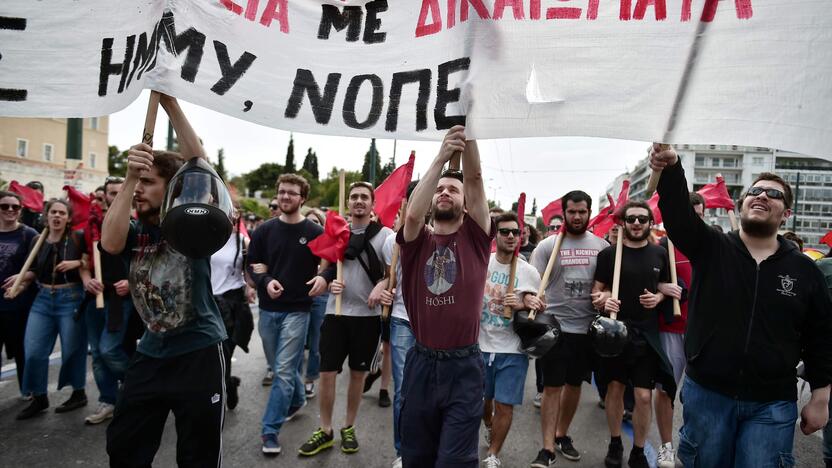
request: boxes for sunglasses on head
[497,228,520,237]
[624,215,650,225]
[0,203,21,212]
[745,186,785,200]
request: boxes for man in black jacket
[650,144,832,467]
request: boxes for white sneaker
[533,393,542,408]
[391,456,403,468]
[657,442,675,468]
[262,369,274,386]
[483,454,501,467]
[85,402,115,425]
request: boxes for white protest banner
[1,1,830,157]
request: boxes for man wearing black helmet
[593,200,676,468]
[479,212,542,468]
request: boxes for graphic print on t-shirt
[424,244,457,295]
[130,235,195,333]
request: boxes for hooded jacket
[658,161,832,402]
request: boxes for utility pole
[369,138,378,185]
[166,121,174,151]
[792,171,800,231]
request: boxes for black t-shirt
[32,230,87,286]
[0,224,39,311]
[247,217,323,313]
[595,242,670,328]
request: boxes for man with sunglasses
[397,125,493,468]
[529,190,609,467]
[650,145,832,467]
[546,216,564,238]
[0,191,38,399]
[594,200,676,468]
[480,212,543,468]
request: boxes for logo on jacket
[299,237,307,245]
[777,275,797,297]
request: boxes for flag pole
[715,173,739,231]
[503,193,526,318]
[529,229,563,321]
[668,238,681,317]
[335,169,345,316]
[6,228,49,299]
[382,199,407,319]
[610,226,624,321]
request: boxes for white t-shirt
[479,253,541,354]
[382,234,407,321]
[325,224,393,317]
[209,233,246,295]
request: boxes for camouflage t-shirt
[125,220,226,358]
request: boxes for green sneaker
[340,426,359,453]
[298,428,334,456]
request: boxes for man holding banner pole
[650,144,832,467]
[397,125,493,468]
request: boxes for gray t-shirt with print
[326,223,393,317]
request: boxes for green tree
[238,197,269,219]
[361,139,382,184]
[318,168,364,208]
[244,162,284,197]
[108,145,127,177]
[285,133,296,173]
[213,148,227,181]
[379,154,396,182]
[531,197,538,216]
[302,148,319,180]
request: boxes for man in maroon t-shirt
[396,125,493,468]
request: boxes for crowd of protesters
[1,103,832,468]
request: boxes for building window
[753,157,765,165]
[711,158,721,167]
[723,159,736,168]
[90,117,99,130]
[43,143,54,162]
[695,156,705,166]
[16,139,28,158]
[89,152,96,168]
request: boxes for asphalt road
[0,307,825,467]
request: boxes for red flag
[9,181,44,212]
[697,175,735,210]
[588,180,630,238]
[821,230,832,248]
[307,211,350,263]
[63,185,91,230]
[373,151,415,228]
[83,203,104,270]
[647,192,663,225]
[541,198,563,226]
[238,217,250,240]
[515,193,526,255]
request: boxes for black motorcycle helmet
[160,158,234,258]
[513,309,562,358]
[588,315,629,357]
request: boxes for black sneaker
[227,376,240,410]
[530,448,556,468]
[16,394,49,420]
[55,389,87,413]
[555,435,581,461]
[340,425,359,453]
[378,389,391,408]
[363,370,381,393]
[604,441,624,468]
[298,428,334,456]
[627,448,649,468]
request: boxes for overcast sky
[109,90,651,213]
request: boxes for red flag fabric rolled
[589,181,630,238]
[697,175,735,210]
[307,211,350,263]
[821,230,832,248]
[541,198,563,226]
[515,193,526,255]
[647,191,663,226]
[373,151,415,228]
[9,181,44,212]
[63,185,91,230]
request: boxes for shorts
[598,337,659,390]
[319,314,381,372]
[659,332,685,386]
[541,332,593,388]
[482,352,529,405]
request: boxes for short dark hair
[406,180,419,200]
[494,212,519,227]
[440,169,463,184]
[0,191,22,203]
[618,200,654,223]
[749,172,793,208]
[103,176,125,192]
[95,186,105,193]
[151,150,185,184]
[782,231,804,250]
[276,173,311,199]
[26,181,44,193]
[561,190,592,212]
[349,181,375,201]
[689,192,705,207]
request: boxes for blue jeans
[23,286,86,396]
[390,317,415,455]
[260,309,309,436]
[86,297,132,404]
[678,376,797,468]
[300,293,328,381]
[823,398,832,464]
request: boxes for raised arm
[101,146,144,255]
[461,139,490,234]
[403,126,466,242]
[160,95,205,161]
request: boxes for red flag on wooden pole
[697,175,735,210]
[374,151,415,228]
[9,181,44,212]
[63,185,91,230]
[541,198,563,226]
[307,211,350,263]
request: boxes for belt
[414,342,480,360]
[38,282,79,290]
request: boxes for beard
[433,204,462,222]
[565,220,588,235]
[624,226,651,242]
[281,202,300,216]
[137,205,161,224]
[740,214,779,238]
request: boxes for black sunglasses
[547,224,562,232]
[497,228,520,236]
[0,203,21,212]
[624,215,650,225]
[745,186,785,200]
[269,204,279,210]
